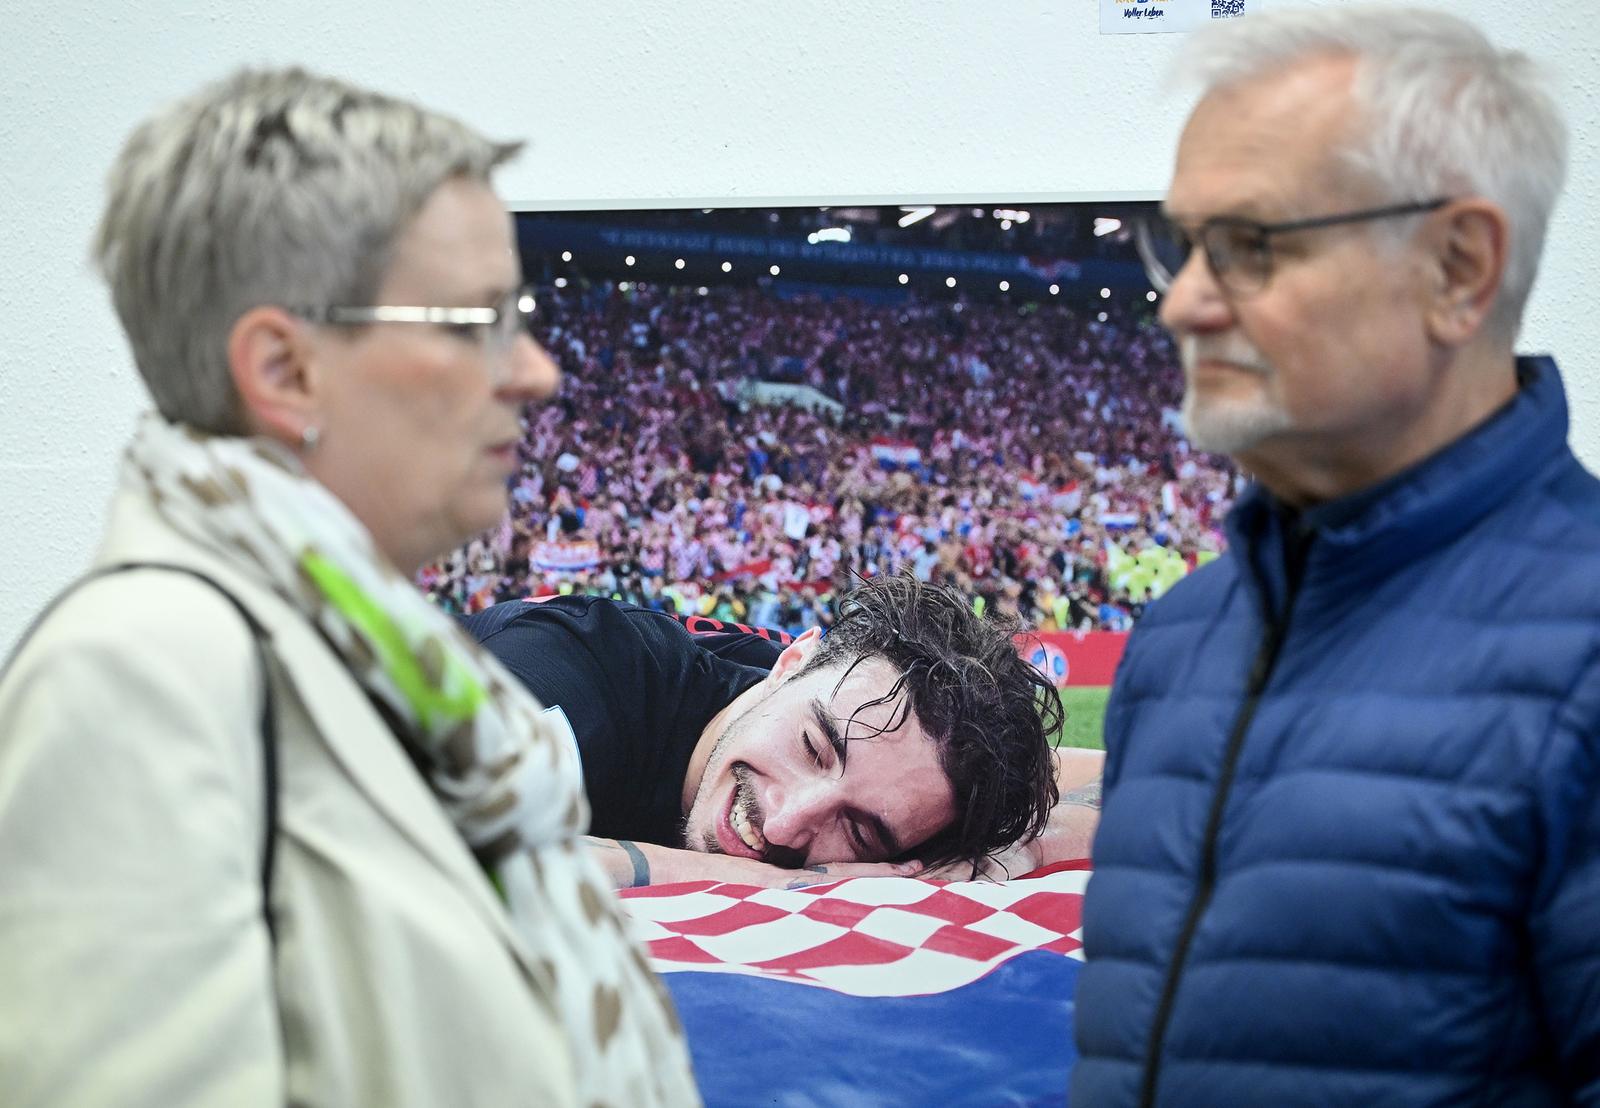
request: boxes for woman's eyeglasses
[294,287,538,383]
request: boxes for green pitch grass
[1053,686,1110,750]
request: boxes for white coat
[0,486,580,1106]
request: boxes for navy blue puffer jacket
[1074,358,1600,1106]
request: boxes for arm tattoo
[1060,776,1103,810]
[786,864,832,890]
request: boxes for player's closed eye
[847,821,871,857]
[803,731,829,770]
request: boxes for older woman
[0,69,697,1107]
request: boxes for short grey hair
[93,67,522,433]
[1174,5,1568,340]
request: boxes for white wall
[2,0,1596,651]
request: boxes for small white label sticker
[1100,0,1261,35]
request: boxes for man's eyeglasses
[294,287,538,383]
[1135,199,1450,297]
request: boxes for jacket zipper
[1135,527,1313,1107]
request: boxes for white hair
[1174,4,1568,340]
[94,67,522,433]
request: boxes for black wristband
[619,839,650,888]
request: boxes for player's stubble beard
[683,688,763,855]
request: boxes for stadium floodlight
[998,280,1010,292]
[898,206,935,228]
[807,227,852,245]
[898,274,909,285]
[1000,220,1012,231]
[770,265,781,276]
[1147,290,1159,302]
[625,255,636,266]
[618,281,631,291]
[945,277,957,288]
[561,251,573,262]
[1100,287,1111,298]
[1049,284,1060,296]
[993,209,1031,223]
[675,258,686,269]
[519,292,538,312]
[1094,218,1122,238]
[1098,311,1108,322]
[552,278,567,290]
[721,261,733,272]
[697,287,709,296]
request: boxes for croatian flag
[869,438,923,470]
[619,863,1088,1106]
[1052,480,1083,513]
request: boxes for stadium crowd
[419,281,1239,633]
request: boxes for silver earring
[301,425,322,450]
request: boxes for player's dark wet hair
[798,573,1062,874]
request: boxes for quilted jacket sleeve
[1098,628,1144,797]
[1528,667,1600,1104]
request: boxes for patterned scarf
[125,414,698,1107]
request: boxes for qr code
[1211,0,1246,16]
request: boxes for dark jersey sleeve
[462,596,767,846]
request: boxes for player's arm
[1028,747,1106,866]
[922,747,1105,881]
[583,836,918,891]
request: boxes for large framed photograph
[420,199,1239,744]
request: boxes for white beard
[1179,334,1294,454]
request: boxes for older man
[1075,7,1599,1105]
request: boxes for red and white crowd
[420,281,1240,633]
